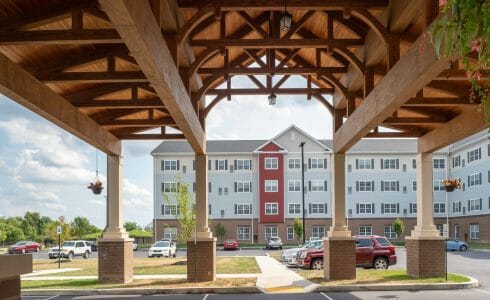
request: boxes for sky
[0,75,333,228]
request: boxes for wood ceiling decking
[0,0,485,152]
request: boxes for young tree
[293,218,304,244]
[71,216,99,239]
[214,223,226,242]
[392,218,405,239]
[163,176,195,241]
[124,221,141,232]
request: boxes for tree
[45,216,72,243]
[5,225,25,243]
[124,221,141,232]
[392,218,405,239]
[214,223,226,242]
[293,218,304,244]
[163,176,195,241]
[71,217,99,239]
[0,223,8,245]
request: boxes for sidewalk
[22,273,260,281]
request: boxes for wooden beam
[418,110,488,153]
[333,29,452,153]
[177,0,389,10]
[0,29,122,45]
[190,38,364,48]
[118,133,185,140]
[198,66,347,75]
[100,118,176,127]
[100,0,205,154]
[366,132,422,138]
[74,98,164,109]
[403,97,478,107]
[205,87,334,95]
[37,71,148,83]
[382,117,446,125]
[0,52,120,155]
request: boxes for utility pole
[299,142,306,244]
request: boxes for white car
[148,240,176,258]
[48,240,91,259]
[281,239,323,265]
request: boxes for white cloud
[88,199,105,206]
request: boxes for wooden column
[195,154,212,238]
[328,153,351,238]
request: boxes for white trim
[252,139,287,153]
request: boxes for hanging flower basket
[88,180,104,195]
[442,178,461,192]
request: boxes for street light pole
[299,142,306,245]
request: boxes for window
[287,227,294,240]
[208,204,212,215]
[224,187,228,195]
[310,158,325,169]
[235,204,252,215]
[220,210,225,218]
[237,226,251,240]
[468,198,482,211]
[235,159,251,170]
[412,159,416,169]
[162,205,178,216]
[468,148,481,163]
[288,158,301,169]
[312,226,325,239]
[357,158,373,169]
[433,158,445,169]
[454,224,460,239]
[163,227,177,239]
[236,181,251,193]
[265,203,278,215]
[453,155,461,168]
[162,182,177,193]
[384,226,397,240]
[288,203,301,214]
[216,159,227,170]
[453,201,462,213]
[357,203,374,214]
[434,203,446,213]
[383,203,398,214]
[265,226,278,239]
[218,187,223,195]
[382,158,399,169]
[412,181,417,191]
[162,160,178,171]
[381,181,399,192]
[265,157,278,169]
[433,180,444,191]
[410,203,417,214]
[310,203,326,214]
[356,238,372,247]
[468,173,482,187]
[436,224,443,235]
[288,180,301,192]
[356,181,374,192]
[265,180,278,192]
[310,180,326,192]
[470,224,480,239]
[359,226,372,236]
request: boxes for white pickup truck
[48,240,91,259]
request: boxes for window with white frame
[359,225,372,236]
[236,204,252,215]
[288,203,301,214]
[288,180,301,192]
[265,226,278,239]
[162,205,178,216]
[265,203,278,215]
[433,180,444,191]
[434,203,446,213]
[412,181,417,191]
[468,198,482,211]
[382,158,399,169]
[310,158,325,169]
[453,155,461,167]
[384,226,397,239]
[454,224,460,239]
[310,180,325,191]
[357,181,374,192]
[468,148,481,163]
[468,173,482,187]
[163,227,177,239]
[265,180,278,192]
[453,201,462,213]
[433,158,445,169]
[357,158,373,169]
[265,157,278,169]
[216,159,226,170]
[162,160,178,171]
[287,227,294,240]
[358,203,374,214]
[410,203,417,214]
[412,159,416,169]
[236,181,251,192]
[381,181,398,192]
[235,159,251,170]
[162,182,177,193]
[470,224,480,239]
[237,226,251,240]
[312,226,325,239]
[311,203,326,214]
[288,158,301,169]
[383,203,398,214]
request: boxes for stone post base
[0,276,20,300]
[324,237,356,281]
[187,238,216,282]
[98,240,134,284]
[406,238,445,278]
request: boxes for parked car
[223,239,239,250]
[297,235,397,270]
[133,242,138,251]
[445,238,469,251]
[265,237,283,250]
[8,241,42,254]
[48,240,91,259]
[281,239,323,265]
[86,241,97,252]
[148,240,176,258]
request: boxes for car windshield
[63,242,75,247]
[155,241,170,247]
[15,242,26,246]
[302,242,311,248]
[376,238,392,246]
[270,237,280,241]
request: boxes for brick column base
[0,276,20,300]
[98,240,133,284]
[187,239,216,282]
[406,238,445,278]
[324,238,356,281]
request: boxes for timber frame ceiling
[0,0,487,155]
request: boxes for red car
[223,239,239,250]
[297,235,397,270]
[8,241,42,254]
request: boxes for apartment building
[152,125,490,243]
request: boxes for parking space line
[320,292,334,300]
[473,288,490,294]
[202,294,209,300]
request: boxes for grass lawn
[296,269,470,285]
[34,257,260,276]
[22,278,256,290]
[468,242,490,250]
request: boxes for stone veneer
[406,238,445,278]
[324,238,356,280]
[98,240,134,283]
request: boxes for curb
[313,275,479,292]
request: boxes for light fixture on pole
[268,93,277,105]
[280,0,292,32]
[299,142,306,244]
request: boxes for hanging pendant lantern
[280,0,292,32]
[87,150,104,195]
[268,93,277,105]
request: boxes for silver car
[281,240,323,265]
[265,237,283,250]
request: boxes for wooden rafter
[189,38,364,48]
[0,29,122,45]
[177,0,389,10]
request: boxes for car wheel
[21,248,25,254]
[459,245,468,251]
[68,252,74,260]
[310,259,324,270]
[83,251,90,259]
[279,246,283,250]
[373,257,388,269]
[35,247,40,252]
[173,252,176,258]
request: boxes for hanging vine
[429,0,490,124]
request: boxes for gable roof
[272,124,332,152]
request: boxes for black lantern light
[280,0,292,32]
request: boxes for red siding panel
[258,144,285,223]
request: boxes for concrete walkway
[22,268,82,277]
[22,273,260,280]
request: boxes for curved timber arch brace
[177,6,215,46]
